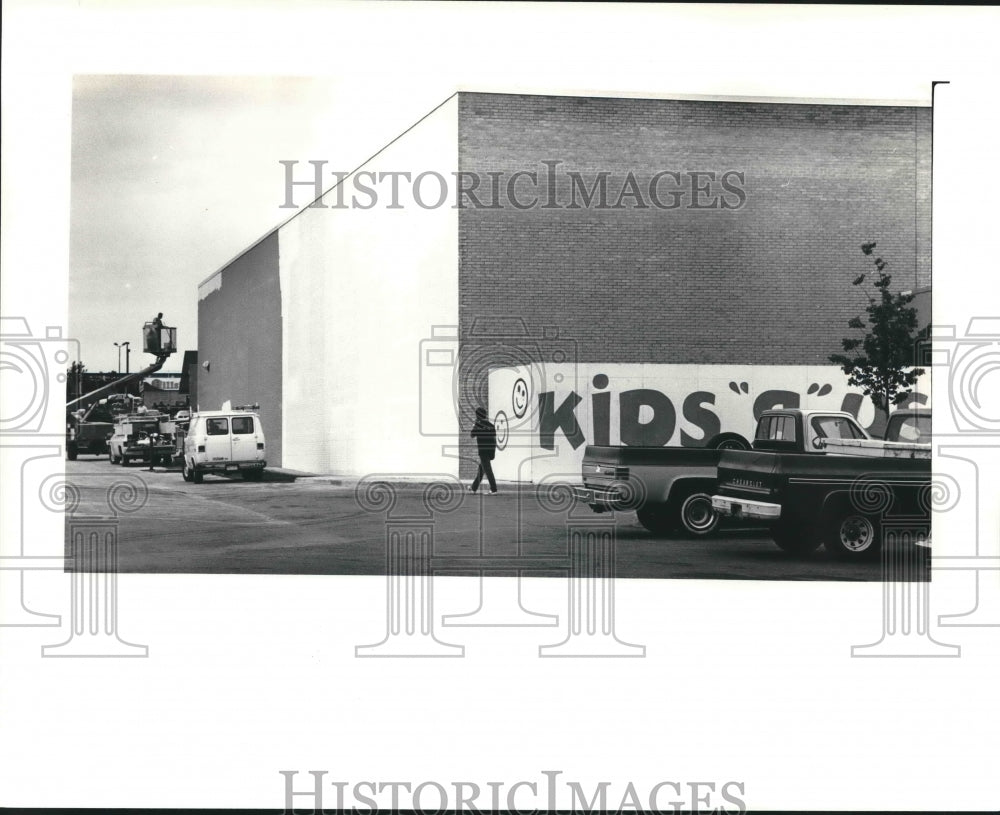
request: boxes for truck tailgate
[581,446,627,488]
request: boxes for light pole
[114,342,123,373]
[122,341,131,374]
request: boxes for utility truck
[107,410,177,466]
[65,319,178,460]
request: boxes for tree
[66,360,86,403]
[829,242,925,431]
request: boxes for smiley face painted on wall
[494,411,509,450]
[511,378,529,418]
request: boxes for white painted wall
[279,97,459,476]
[488,363,932,483]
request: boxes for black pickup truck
[712,408,930,558]
[574,409,868,536]
[575,445,730,536]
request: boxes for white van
[182,406,266,483]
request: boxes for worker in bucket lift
[147,312,164,353]
[469,407,498,495]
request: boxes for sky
[69,73,447,372]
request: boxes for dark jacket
[471,418,497,460]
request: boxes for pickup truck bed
[575,445,728,536]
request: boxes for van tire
[182,460,193,482]
[184,459,202,484]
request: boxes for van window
[206,418,229,435]
[232,416,254,435]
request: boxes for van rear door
[203,416,232,463]
[230,414,260,462]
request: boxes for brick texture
[456,92,932,475]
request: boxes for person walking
[469,407,498,494]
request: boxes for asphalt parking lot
[63,458,926,580]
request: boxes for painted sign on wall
[488,363,930,483]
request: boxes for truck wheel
[67,445,78,461]
[120,455,128,466]
[707,433,751,451]
[770,523,822,554]
[675,488,720,537]
[636,505,673,535]
[825,512,882,559]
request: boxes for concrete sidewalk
[261,467,557,493]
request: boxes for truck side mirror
[812,437,826,450]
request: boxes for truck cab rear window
[756,415,796,441]
[232,417,254,435]
[206,418,229,435]
[892,415,931,442]
[811,416,864,440]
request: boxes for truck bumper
[197,460,266,473]
[127,446,174,458]
[711,495,782,521]
[573,486,624,512]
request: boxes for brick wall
[456,92,931,475]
